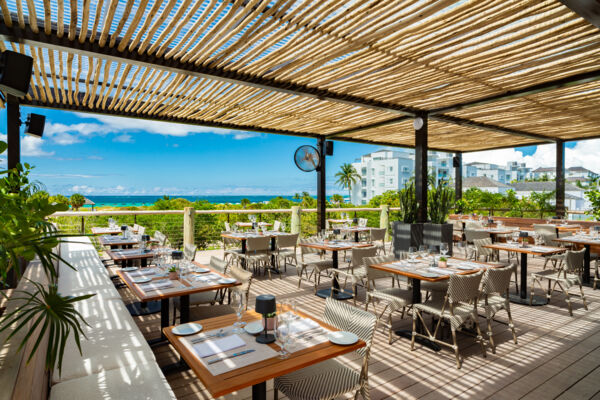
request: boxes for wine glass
[275,316,290,359]
[408,246,417,262]
[440,242,449,256]
[512,232,520,245]
[418,245,428,258]
[232,292,246,334]
[281,222,286,232]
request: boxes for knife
[207,349,255,364]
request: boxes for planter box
[392,222,424,258]
[423,223,453,256]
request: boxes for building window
[362,190,367,197]
[389,166,393,172]
[379,183,384,187]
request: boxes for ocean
[82,195,322,208]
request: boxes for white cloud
[87,155,104,160]
[21,136,55,157]
[113,134,134,143]
[35,173,99,179]
[44,122,111,145]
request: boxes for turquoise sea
[82,195,329,208]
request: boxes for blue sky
[0,107,592,196]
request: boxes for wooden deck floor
[113,246,600,400]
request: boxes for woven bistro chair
[541,232,566,270]
[363,255,413,344]
[183,243,197,262]
[530,248,588,316]
[273,297,377,400]
[331,246,378,305]
[273,233,299,272]
[297,237,333,293]
[464,229,490,259]
[153,230,169,247]
[273,220,281,232]
[241,236,275,278]
[411,271,487,369]
[222,233,243,267]
[478,264,518,353]
[369,228,387,254]
[533,223,557,237]
[472,238,518,293]
[136,226,146,236]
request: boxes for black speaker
[25,113,45,137]
[452,156,460,168]
[325,141,334,156]
[0,51,33,98]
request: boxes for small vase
[263,317,275,331]
[168,271,179,280]
[438,261,447,268]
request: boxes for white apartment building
[530,166,598,182]
[349,150,454,205]
[465,161,530,184]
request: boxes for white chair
[274,233,298,272]
[530,248,588,316]
[273,297,377,400]
[273,220,281,232]
[153,230,169,246]
[137,226,145,236]
[358,218,368,227]
[411,271,487,369]
[464,230,491,260]
[224,221,231,232]
[363,254,412,344]
[479,264,518,353]
[242,236,275,278]
[222,233,243,266]
[183,243,196,262]
[298,237,333,293]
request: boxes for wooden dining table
[299,240,372,300]
[555,234,600,286]
[483,243,566,305]
[221,231,288,270]
[473,227,519,243]
[97,235,157,249]
[105,247,156,268]
[371,257,495,350]
[91,226,124,235]
[162,308,365,400]
[117,261,240,343]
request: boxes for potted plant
[424,179,455,256]
[168,266,179,280]
[392,181,423,257]
[438,256,448,268]
[263,311,276,330]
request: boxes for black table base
[510,293,548,306]
[126,300,161,316]
[395,330,441,352]
[316,288,353,300]
[252,381,266,400]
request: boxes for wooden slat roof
[0,0,599,152]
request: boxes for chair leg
[410,312,417,351]
[486,317,496,354]
[506,307,518,344]
[273,388,278,400]
[475,318,487,359]
[451,327,461,369]
[579,283,588,311]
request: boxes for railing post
[291,206,301,235]
[134,214,137,224]
[183,207,195,248]
[380,205,390,239]
[80,215,85,234]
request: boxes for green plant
[398,181,418,223]
[529,191,555,219]
[0,142,92,376]
[335,163,361,200]
[69,193,85,210]
[266,311,277,318]
[49,194,69,206]
[428,179,454,224]
[168,266,178,272]
[585,186,600,220]
[439,256,447,262]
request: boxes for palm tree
[335,163,361,200]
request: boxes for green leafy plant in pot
[428,179,455,224]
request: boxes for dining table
[339,226,371,242]
[97,235,156,249]
[298,240,372,300]
[221,231,287,270]
[116,261,240,343]
[555,234,600,286]
[483,242,566,305]
[91,226,124,235]
[371,256,497,351]
[105,247,156,268]
[235,222,272,229]
[162,308,365,400]
[473,227,519,243]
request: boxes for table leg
[252,381,266,400]
[269,237,281,276]
[316,251,352,300]
[394,279,440,351]
[141,258,147,268]
[180,295,190,324]
[241,239,247,269]
[583,244,591,286]
[509,253,547,306]
[355,231,359,243]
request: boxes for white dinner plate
[244,321,264,335]
[172,323,203,336]
[133,277,152,284]
[217,278,237,284]
[456,265,476,270]
[328,331,359,346]
[194,267,210,273]
[121,267,138,272]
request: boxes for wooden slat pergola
[1,0,599,226]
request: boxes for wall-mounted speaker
[452,156,460,168]
[25,113,45,138]
[325,141,334,156]
[0,51,33,98]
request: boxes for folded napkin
[428,267,456,275]
[193,273,221,282]
[139,280,174,292]
[194,334,246,358]
[288,318,320,335]
[116,249,143,255]
[128,268,155,277]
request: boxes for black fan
[294,145,321,172]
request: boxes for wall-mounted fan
[294,145,321,172]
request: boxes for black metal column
[6,95,20,170]
[317,137,326,231]
[454,152,462,207]
[556,139,565,218]
[415,113,428,223]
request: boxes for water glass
[440,242,449,256]
[408,246,417,262]
[275,317,290,359]
[232,292,246,334]
[418,244,428,258]
[281,222,286,232]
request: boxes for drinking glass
[281,222,286,232]
[232,292,246,334]
[275,317,290,359]
[418,245,428,258]
[408,246,417,262]
[512,232,520,244]
[440,242,449,256]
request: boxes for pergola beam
[559,0,600,29]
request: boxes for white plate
[121,267,138,272]
[194,267,210,273]
[456,265,476,270]
[172,323,203,336]
[218,278,237,284]
[328,331,359,346]
[244,321,264,335]
[133,277,152,284]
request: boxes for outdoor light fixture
[24,113,45,138]
[0,50,33,98]
[255,294,276,344]
[413,117,424,130]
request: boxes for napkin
[193,334,246,358]
[288,318,320,335]
[428,267,456,275]
[128,268,155,277]
[193,273,221,282]
[139,280,174,292]
[116,249,142,255]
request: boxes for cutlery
[207,349,255,365]
[191,329,226,343]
